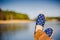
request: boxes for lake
[0,21,60,40]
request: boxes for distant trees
[46,17,60,21]
[0,8,29,20]
[0,8,6,20]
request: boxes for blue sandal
[44,28,53,37]
[34,14,45,34]
[36,14,45,27]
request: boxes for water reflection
[0,21,60,40]
[0,23,29,40]
[0,23,28,31]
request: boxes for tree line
[0,8,29,20]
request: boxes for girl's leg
[34,14,53,40]
[35,14,53,37]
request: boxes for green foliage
[0,9,29,20]
[46,17,60,21]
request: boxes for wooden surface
[34,30,52,40]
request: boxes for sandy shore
[0,20,35,24]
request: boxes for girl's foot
[36,14,45,27]
[44,28,53,37]
[34,14,45,34]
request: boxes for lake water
[0,21,60,40]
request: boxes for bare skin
[34,25,52,40]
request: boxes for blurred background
[0,0,60,40]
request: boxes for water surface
[0,21,60,40]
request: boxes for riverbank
[0,20,59,24]
[0,20,35,24]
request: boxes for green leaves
[0,9,29,20]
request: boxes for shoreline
[0,20,35,24]
[0,20,59,24]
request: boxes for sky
[0,0,60,19]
